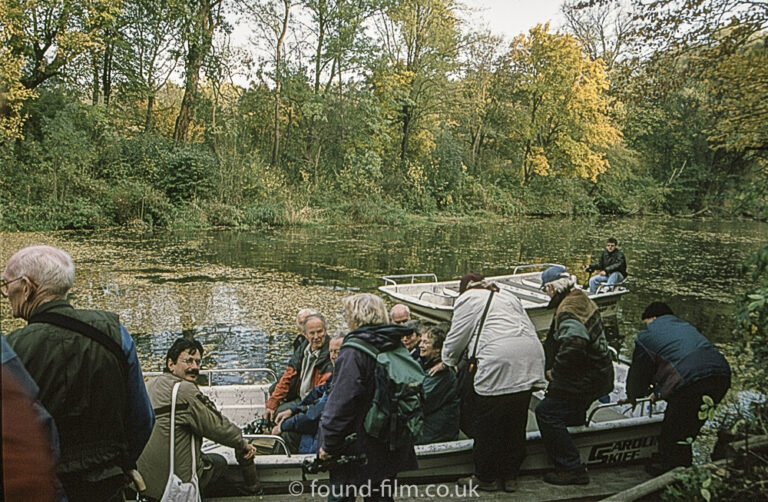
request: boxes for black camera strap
[28,311,129,379]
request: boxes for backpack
[343,336,425,451]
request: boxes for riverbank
[3,190,765,233]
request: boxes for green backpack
[343,336,426,450]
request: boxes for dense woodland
[0,0,766,230]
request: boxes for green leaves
[698,394,717,421]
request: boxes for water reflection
[1,216,765,377]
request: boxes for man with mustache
[137,338,258,500]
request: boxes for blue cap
[540,265,568,286]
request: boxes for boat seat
[587,404,627,424]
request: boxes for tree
[562,0,634,73]
[453,29,504,171]
[115,0,184,131]
[236,0,293,166]
[5,0,122,90]
[499,24,620,184]
[173,0,225,145]
[374,0,459,163]
[0,0,35,141]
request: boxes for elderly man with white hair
[2,245,154,502]
[535,265,614,486]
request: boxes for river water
[1,216,765,382]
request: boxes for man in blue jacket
[619,302,731,475]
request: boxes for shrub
[521,177,598,216]
[160,146,217,203]
[455,175,524,216]
[108,179,173,227]
[0,198,108,230]
[243,201,287,227]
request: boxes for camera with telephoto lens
[302,434,367,474]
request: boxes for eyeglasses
[0,276,24,297]
[181,357,202,366]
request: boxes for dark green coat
[7,300,130,480]
[416,359,460,444]
[543,290,614,401]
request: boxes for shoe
[543,468,590,485]
[457,475,499,492]
[502,478,519,492]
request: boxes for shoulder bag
[160,382,201,502]
[456,290,494,438]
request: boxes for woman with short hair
[416,325,460,444]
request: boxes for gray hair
[4,245,75,298]
[331,330,346,340]
[301,312,327,333]
[297,308,318,327]
[424,325,448,352]
[343,293,388,329]
[390,303,410,317]
[548,275,577,295]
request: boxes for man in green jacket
[137,338,258,499]
[3,245,154,502]
[536,265,615,486]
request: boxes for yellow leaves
[501,24,621,184]
[405,161,427,195]
[0,49,36,142]
[525,147,551,177]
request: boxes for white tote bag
[160,382,202,502]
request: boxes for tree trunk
[102,40,113,106]
[271,0,291,166]
[92,57,101,105]
[173,48,201,145]
[400,105,412,162]
[144,93,155,133]
[314,8,325,94]
[174,0,218,145]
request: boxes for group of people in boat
[1,242,731,502]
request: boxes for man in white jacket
[442,273,546,493]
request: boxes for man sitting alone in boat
[271,332,344,453]
[264,312,333,421]
[582,237,627,293]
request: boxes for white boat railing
[381,273,439,286]
[418,289,459,302]
[144,367,278,386]
[512,263,562,275]
[586,397,658,425]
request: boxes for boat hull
[377,269,628,333]
[194,361,661,495]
